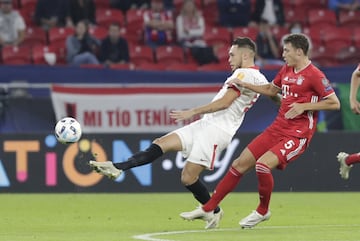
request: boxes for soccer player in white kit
[89,37,270,229]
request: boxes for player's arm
[229,78,280,97]
[349,66,360,114]
[285,93,341,119]
[170,88,239,122]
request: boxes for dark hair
[232,37,257,53]
[283,33,310,56]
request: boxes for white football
[54,117,82,144]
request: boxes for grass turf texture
[1,193,359,241]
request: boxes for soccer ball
[54,117,82,144]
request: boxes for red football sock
[345,153,360,166]
[202,167,242,212]
[255,163,273,216]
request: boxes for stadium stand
[0,0,356,69]
[22,27,47,47]
[96,8,125,28]
[155,45,185,64]
[129,45,154,65]
[2,45,31,64]
[203,27,231,47]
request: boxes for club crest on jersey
[296,76,304,85]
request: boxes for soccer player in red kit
[181,33,341,228]
[337,64,360,179]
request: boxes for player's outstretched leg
[89,161,122,180]
[89,143,164,180]
[337,152,352,179]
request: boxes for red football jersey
[269,63,335,139]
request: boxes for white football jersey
[202,67,269,135]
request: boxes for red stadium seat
[291,0,327,12]
[22,27,47,47]
[215,45,229,62]
[96,9,124,28]
[271,26,289,42]
[166,63,198,72]
[310,45,339,67]
[232,27,258,42]
[203,27,231,47]
[125,9,145,44]
[2,45,31,64]
[94,0,110,10]
[353,28,360,48]
[336,46,360,65]
[12,0,19,8]
[136,62,167,71]
[338,10,360,28]
[48,27,74,46]
[20,0,37,10]
[284,8,308,25]
[89,26,108,40]
[32,45,60,65]
[197,62,229,72]
[121,27,143,45]
[303,26,323,47]
[17,8,36,27]
[308,9,337,29]
[129,45,154,65]
[202,0,219,25]
[156,46,185,64]
[323,27,353,53]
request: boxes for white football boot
[89,161,122,180]
[239,210,271,228]
[205,208,224,229]
[180,207,215,223]
[337,152,352,180]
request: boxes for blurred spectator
[250,0,285,27]
[143,0,174,48]
[100,22,130,65]
[176,0,218,65]
[110,0,132,12]
[328,0,360,14]
[34,0,69,30]
[66,0,96,27]
[255,19,283,67]
[66,20,100,66]
[110,0,150,12]
[288,22,303,34]
[176,0,205,48]
[217,0,251,27]
[0,0,25,46]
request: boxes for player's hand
[285,103,305,119]
[350,99,360,114]
[170,109,195,122]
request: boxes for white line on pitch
[132,224,360,241]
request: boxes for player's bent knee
[181,173,196,186]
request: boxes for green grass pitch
[1,192,359,241]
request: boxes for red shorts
[247,128,309,170]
